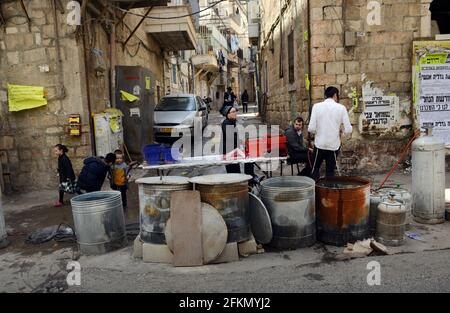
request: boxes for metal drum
[370,189,386,234]
[136,176,191,244]
[71,191,127,255]
[376,193,406,246]
[316,177,371,246]
[260,176,316,249]
[190,174,252,243]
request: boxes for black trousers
[59,190,65,203]
[112,185,128,209]
[242,102,248,113]
[290,151,313,176]
[311,148,339,181]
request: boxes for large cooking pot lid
[249,193,273,244]
[135,176,190,185]
[189,174,252,185]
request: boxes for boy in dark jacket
[54,144,76,207]
[77,153,116,193]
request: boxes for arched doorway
[430,0,450,34]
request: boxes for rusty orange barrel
[316,177,370,246]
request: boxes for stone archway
[430,0,450,34]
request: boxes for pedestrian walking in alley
[308,87,353,181]
[221,105,257,180]
[54,144,76,207]
[77,153,116,193]
[284,116,313,177]
[241,90,249,113]
[110,150,137,210]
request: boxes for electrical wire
[114,0,227,20]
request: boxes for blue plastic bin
[161,145,181,163]
[143,144,162,165]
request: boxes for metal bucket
[136,176,191,244]
[260,176,316,249]
[71,191,127,255]
[316,177,371,246]
[190,174,252,243]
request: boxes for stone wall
[259,0,435,174]
[259,0,309,129]
[0,1,164,192]
[0,0,89,191]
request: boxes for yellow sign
[7,84,47,112]
[145,77,151,90]
[419,53,448,65]
[120,90,140,102]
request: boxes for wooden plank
[171,191,203,267]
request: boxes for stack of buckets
[144,144,180,165]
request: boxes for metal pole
[0,190,9,249]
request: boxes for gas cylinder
[381,187,412,229]
[376,193,406,247]
[412,127,446,224]
[369,189,386,234]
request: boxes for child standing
[110,150,136,210]
[54,144,76,207]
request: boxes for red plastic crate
[245,135,287,158]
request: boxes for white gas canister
[412,127,446,224]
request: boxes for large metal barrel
[136,176,191,244]
[190,174,252,243]
[316,177,370,246]
[260,176,316,249]
[0,190,9,249]
[71,191,127,255]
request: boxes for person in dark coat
[221,105,255,177]
[77,153,116,193]
[54,144,76,207]
[241,90,249,113]
[221,87,237,115]
[284,116,312,176]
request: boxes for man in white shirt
[308,87,353,181]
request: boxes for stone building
[256,0,448,174]
[0,0,198,192]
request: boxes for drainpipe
[82,29,97,156]
[52,0,66,99]
[306,0,313,120]
[110,23,116,108]
[162,49,166,95]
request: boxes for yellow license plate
[160,128,173,133]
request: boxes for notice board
[413,40,450,146]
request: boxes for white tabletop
[140,155,288,171]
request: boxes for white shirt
[308,98,353,151]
